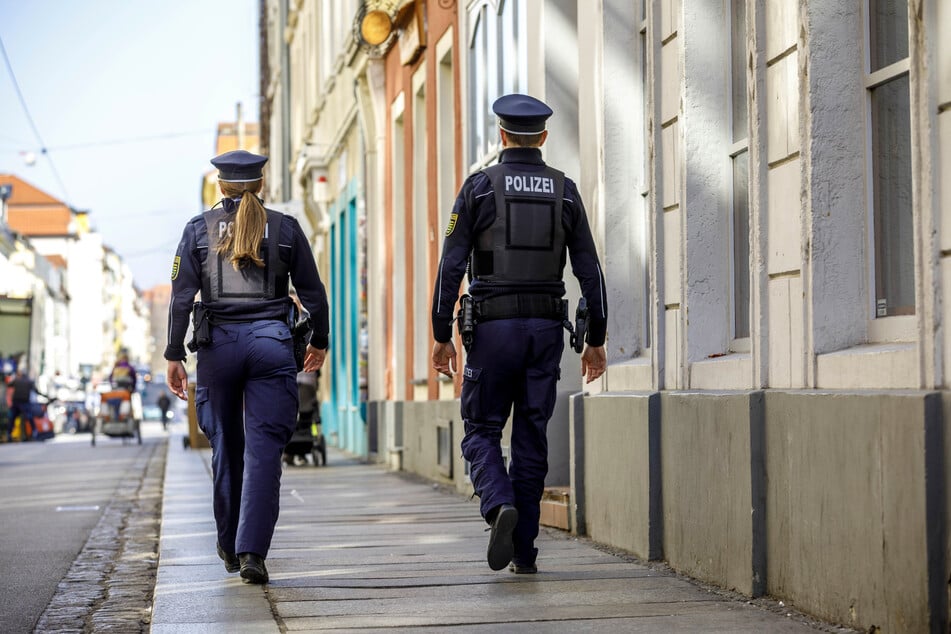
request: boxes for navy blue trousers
[460,317,564,565]
[196,320,299,558]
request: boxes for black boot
[216,543,240,573]
[486,504,518,571]
[238,552,269,584]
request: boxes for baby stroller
[283,369,326,466]
[283,410,326,466]
[92,388,142,446]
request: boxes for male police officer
[432,94,608,574]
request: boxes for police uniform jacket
[432,147,607,346]
[164,198,329,361]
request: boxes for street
[0,422,169,633]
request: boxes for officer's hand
[166,361,188,401]
[303,345,326,372]
[581,345,606,384]
[432,341,457,378]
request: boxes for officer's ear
[537,130,549,147]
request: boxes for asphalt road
[0,423,167,633]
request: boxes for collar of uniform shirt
[499,147,543,164]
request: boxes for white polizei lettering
[219,220,266,239]
[505,175,554,194]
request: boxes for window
[436,33,456,242]
[866,0,912,318]
[391,98,407,397]
[412,69,429,382]
[730,0,750,342]
[467,0,524,170]
[640,13,651,349]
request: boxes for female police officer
[165,150,329,584]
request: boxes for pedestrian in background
[156,392,171,431]
[0,381,9,443]
[109,351,137,392]
[165,150,330,584]
[431,94,608,574]
[8,368,48,442]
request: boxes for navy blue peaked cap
[492,93,553,134]
[211,150,268,182]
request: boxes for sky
[0,0,260,290]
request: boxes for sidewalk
[150,432,838,633]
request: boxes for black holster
[569,298,589,354]
[457,294,475,352]
[289,304,312,372]
[187,303,212,352]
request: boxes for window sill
[604,355,654,392]
[815,342,918,389]
[689,353,752,390]
[868,314,916,343]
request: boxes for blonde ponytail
[216,180,266,269]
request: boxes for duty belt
[474,294,568,321]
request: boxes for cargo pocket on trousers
[460,366,484,421]
[195,386,217,441]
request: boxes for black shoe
[216,543,240,573]
[509,561,538,574]
[486,504,518,571]
[238,552,269,584]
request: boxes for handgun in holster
[565,297,589,354]
[289,304,312,372]
[187,302,212,352]
[456,294,475,352]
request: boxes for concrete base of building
[579,389,946,634]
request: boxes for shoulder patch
[445,213,458,237]
[170,256,181,281]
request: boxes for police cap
[492,93,553,135]
[211,150,268,183]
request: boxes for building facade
[263,1,951,630]
[1,174,150,385]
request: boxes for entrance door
[324,189,365,456]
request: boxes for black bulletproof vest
[471,162,567,283]
[200,206,288,303]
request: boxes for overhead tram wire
[0,33,71,204]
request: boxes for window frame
[411,66,429,384]
[862,0,915,342]
[728,0,751,352]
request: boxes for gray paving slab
[150,434,841,633]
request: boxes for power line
[35,129,214,152]
[0,33,71,203]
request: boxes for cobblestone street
[33,439,165,633]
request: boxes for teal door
[322,184,365,456]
